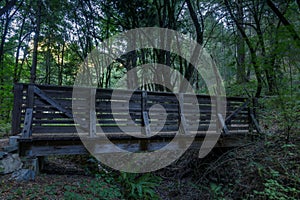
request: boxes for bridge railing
[12,83,258,139]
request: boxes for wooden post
[27,84,35,108]
[140,91,150,151]
[252,97,259,123]
[248,102,254,137]
[89,88,97,137]
[141,91,150,136]
[178,93,188,134]
[11,84,23,135]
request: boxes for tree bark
[182,0,204,92]
[236,0,247,83]
[225,0,262,97]
[266,0,300,46]
[0,0,17,17]
[30,1,42,84]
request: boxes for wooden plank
[33,119,75,124]
[30,145,88,156]
[37,90,73,99]
[34,86,73,118]
[33,112,74,119]
[33,126,77,133]
[21,108,33,138]
[225,100,250,124]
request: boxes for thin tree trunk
[0,12,10,64]
[30,1,42,84]
[225,0,262,97]
[14,15,28,83]
[181,0,203,92]
[0,0,17,17]
[236,0,247,83]
[266,0,300,46]
[58,42,65,86]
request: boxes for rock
[11,169,35,181]
[0,153,23,174]
[0,151,7,159]
[2,145,18,153]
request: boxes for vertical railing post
[89,88,97,138]
[141,90,150,136]
[252,97,259,123]
[248,98,254,137]
[216,94,229,136]
[140,90,150,151]
[27,84,35,108]
[250,97,262,135]
[21,84,35,138]
[11,84,23,135]
[178,93,187,134]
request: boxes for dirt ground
[0,137,299,199]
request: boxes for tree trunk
[266,0,300,47]
[236,0,247,83]
[14,15,28,83]
[225,0,262,97]
[182,0,204,92]
[0,12,10,65]
[0,0,17,17]
[30,1,42,84]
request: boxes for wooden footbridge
[11,83,261,157]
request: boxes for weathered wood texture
[12,83,255,137]
[12,83,259,156]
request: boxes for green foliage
[63,173,123,200]
[64,172,162,199]
[117,172,162,200]
[262,94,300,141]
[0,122,11,138]
[0,83,13,136]
[209,182,225,200]
[253,168,300,200]
[225,80,257,97]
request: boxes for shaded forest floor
[0,132,299,199]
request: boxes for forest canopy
[0,0,299,124]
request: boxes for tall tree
[236,0,247,83]
[30,0,42,84]
[224,0,263,97]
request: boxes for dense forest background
[0,1,299,199]
[0,0,299,126]
[1,0,300,142]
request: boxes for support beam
[225,100,250,124]
[21,108,33,138]
[250,113,262,134]
[218,113,229,135]
[34,86,72,118]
